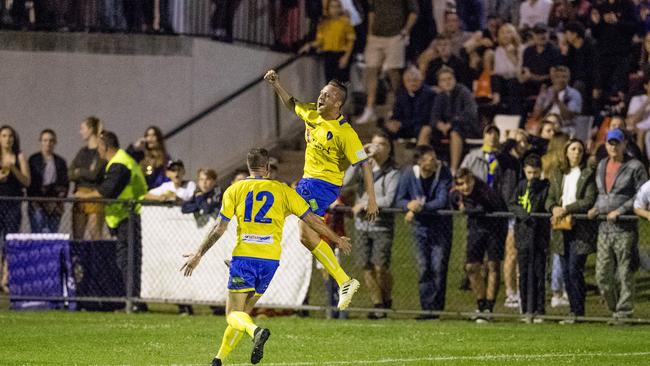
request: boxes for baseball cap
[606,129,625,143]
[166,159,184,170]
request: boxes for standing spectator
[594,116,648,169]
[508,154,549,321]
[531,66,583,126]
[561,21,596,108]
[418,66,479,175]
[385,67,435,142]
[0,125,31,293]
[211,0,242,41]
[591,0,638,106]
[123,0,144,32]
[299,0,356,82]
[441,11,472,57]
[451,168,508,322]
[181,168,222,221]
[74,0,99,31]
[143,0,170,33]
[519,23,563,108]
[491,23,524,116]
[27,129,68,233]
[99,0,126,31]
[407,0,436,61]
[127,126,170,190]
[588,129,647,323]
[460,125,518,204]
[343,131,400,319]
[519,0,553,29]
[418,34,471,88]
[487,0,519,24]
[395,145,453,319]
[456,0,483,31]
[69,116,106,240]
[356,0,419,124]
[75,131,149,313]
[541,132,571,308]
[144,160,195,202]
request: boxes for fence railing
[2,196,650,324]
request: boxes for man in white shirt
[519,0,553,29]
[145,159,196,202]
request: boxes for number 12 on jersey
[244,191,275,223]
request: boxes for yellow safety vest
[104,149,147,229]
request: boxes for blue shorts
[295,178,340,217]
[228,256,280,296]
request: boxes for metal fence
[2,197,650,324]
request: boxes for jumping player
[264,69,378,309]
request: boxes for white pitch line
[220,351,650,366]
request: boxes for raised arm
[264,69,296,111]
[180,216,230,276]
[302,211,352,254]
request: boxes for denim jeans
[413,224,452,311]
[551,253,565,293]
[562,237,588,316]
[29,204,61,234]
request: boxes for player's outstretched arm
[361,161,379,221]
[264,69,296,111]
[180,217,229,276]
[302,211,352,255]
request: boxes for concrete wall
[0,32,323,177]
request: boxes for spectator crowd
[3,0,650,324]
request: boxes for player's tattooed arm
[180,217,229,276]
[302,212,352,255]
[264,69,296,111]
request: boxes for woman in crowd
[27,129,69,233]
[69,116,106,240]
[128,126,170,190]
[541,132,570,308]
[0,125,31,292]
[491,23,523,116]
[545,138,597,323]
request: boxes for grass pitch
[2,310,650,365]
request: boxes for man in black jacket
[27,129,68,233]
[451,168,508,322]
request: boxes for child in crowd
[144,160,195,202]
[507,154,550,322]
[181,168,223,225]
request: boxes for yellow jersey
[295,102,368,186]
[219,177,310,261]
[316,16,355,52]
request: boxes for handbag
[552,215,573,231]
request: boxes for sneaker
[475,309,491,324]
[337,278,360,310]
[551,296,569,308]
[211,358,222,366]
[533,317,545,324]
[367,311,387,320]
[504,294,520,308]
[356,107,376,124]
[251,327,271,364]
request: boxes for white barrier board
[140,207,312,306]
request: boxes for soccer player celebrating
[264,69,378,309]
[181,148,352,366]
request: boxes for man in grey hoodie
[587,129,647,323]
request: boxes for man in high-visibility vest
[75,130,148,312]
